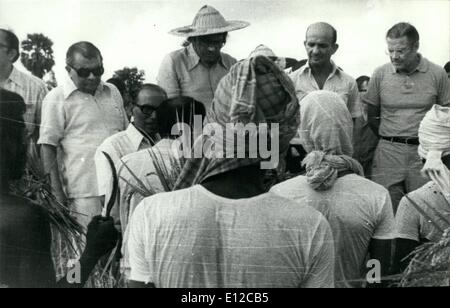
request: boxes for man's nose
[311,46,320,54]
[87,72,96,79]
[207,45,218,52]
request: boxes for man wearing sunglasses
[38,41,128,234]
[94,84,166,220]
[157,5,249,111]
[0,29,47,144]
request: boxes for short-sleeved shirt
[95,123,155,197]
[289,61,361,118]
[1,67,47,140]
[128,185,335,288]
[395,181,450,242]
[156,44,236,111]
[271,174,395,288]
[38,76,128,198]
[117,138,180,234]
[363,55,450,137]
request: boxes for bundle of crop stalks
[399,194,450,287]
[10,143,84,280]
[120,107,189,199]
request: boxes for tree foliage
[113,67,145,101]
[20,33,55,79]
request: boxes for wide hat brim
[169,20,250,37]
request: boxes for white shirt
[271,174,395,288]
[395,181,450,242]
[38,75,128,198]
[95,123,156,198]
[128,185,335,288]
[117,138,181,234]
[289,61,361,118]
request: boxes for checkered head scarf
[173,52,299,189]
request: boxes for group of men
[1,4,450,288]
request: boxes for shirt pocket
[99,98,125,132]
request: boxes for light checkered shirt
[1,66,47,141]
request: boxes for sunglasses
[135,104,158,116]
[68,65,104,78]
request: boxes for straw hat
[169,5,249,37]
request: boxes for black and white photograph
[0,0,449,293]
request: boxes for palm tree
[20,33,55,79]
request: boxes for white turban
[418,104,450,202]
[418,104,450,159]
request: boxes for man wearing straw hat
[157,5,249,111]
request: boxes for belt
[381,136,419,145]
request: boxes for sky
[0,0,449,83]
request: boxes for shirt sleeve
[33,84,48,141]
[302,214,335,288]
[37,90,64,147]
[373,191,396,240]
[347,79,362,118]
[128,201,151,283]
[362,68,382,107]
[94,142,112,197]
[436,69,450,107]
[394,196,421,241]
[156,53,181,99]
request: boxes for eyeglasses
[385,48,411,57]
[135,104,158,116]
[68,65,104,78]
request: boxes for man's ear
[332,43,339,55]
[413,41,419,52]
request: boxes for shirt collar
[127,123,147,150]
[128,123,162,149]
[299,60,341,77]
[186,44,229,71]
[390,53,428,74]
[62,74,106,100]
[7,67,23,87]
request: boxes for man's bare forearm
[367,105,381,137]
[41,144,65,201]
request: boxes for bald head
[304,22,338,68]
[306,22,337,44]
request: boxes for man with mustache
[290,22,361,119]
